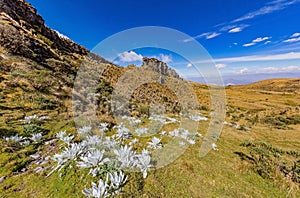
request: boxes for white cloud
[214,52,300,63]
[284,33,300,43]
[283,37,300,43]
[242,36,271,47]
[149,54,173,63]
[227,24,250,33]
[118,51,143,62]
[256,65,300,73]
[291,32,300,37]
[233,65,300,74]
[159,54,172,63]
[233,42,238,45]
[215,64,227,69]
[228,27,242,33]
[236,68,250,74]
[220,25,237,31]
[243,43,256,47]
[206,32,221,39]
[264,41,271,44]
[187,63,193,68]
[183,32,221,42]
[253,36,271,43]
[232,0,300,23]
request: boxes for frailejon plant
[4,133,43,147]
[47,118,208,197]
[82,171,127,198]
[135,127,148,136]
[147,137,162,149]
[48,125,155,196]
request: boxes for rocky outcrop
[0,0,87,63]
[141,57,180,79]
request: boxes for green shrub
[37,34,53,46]
[236,141,300,184]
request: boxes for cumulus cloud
[118,51,143,62]
[159,54,172,63]
[236,68,250,74]
[215,64,227,69]
[187,63,193,68]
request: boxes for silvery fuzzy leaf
[108,171,128,190]
[86,135,101,147]
[147,137,162,149]
[77,149,110,169]
[165,117,178,124]
[82,179,110,198]
[135,149,152,178]
[149,115,166,123]
[78,126,92,136]
[52,143,83,163]
[61,135,74,145]
[212,143,218,150]
[48,143,85,177]
[113,145,136,168]
[135,127,148,136]
[30,133,42,142]
[180,129,190,140]
[99,123,109,132]
[114,123,132,141]
[5,134,24,143]
[24,115,37,124]
[187,139,196,145]
[189,114,208,121]
[129,138,138,146]
[20,140,30,146]
[56,130,66,140]
[103,137,118,148]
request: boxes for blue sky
[27,0,300,83]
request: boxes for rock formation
[141,57,180,79]
[0,0,87,63]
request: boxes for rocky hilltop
[0,0,87,63]
[0,0,183,130]
[141,57,180,79]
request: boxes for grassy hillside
[0,1,299,197]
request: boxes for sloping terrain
[0,0,299,197]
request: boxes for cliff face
[141,57,180,79]
[0,0,87,63]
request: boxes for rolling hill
[0,0,299,197]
